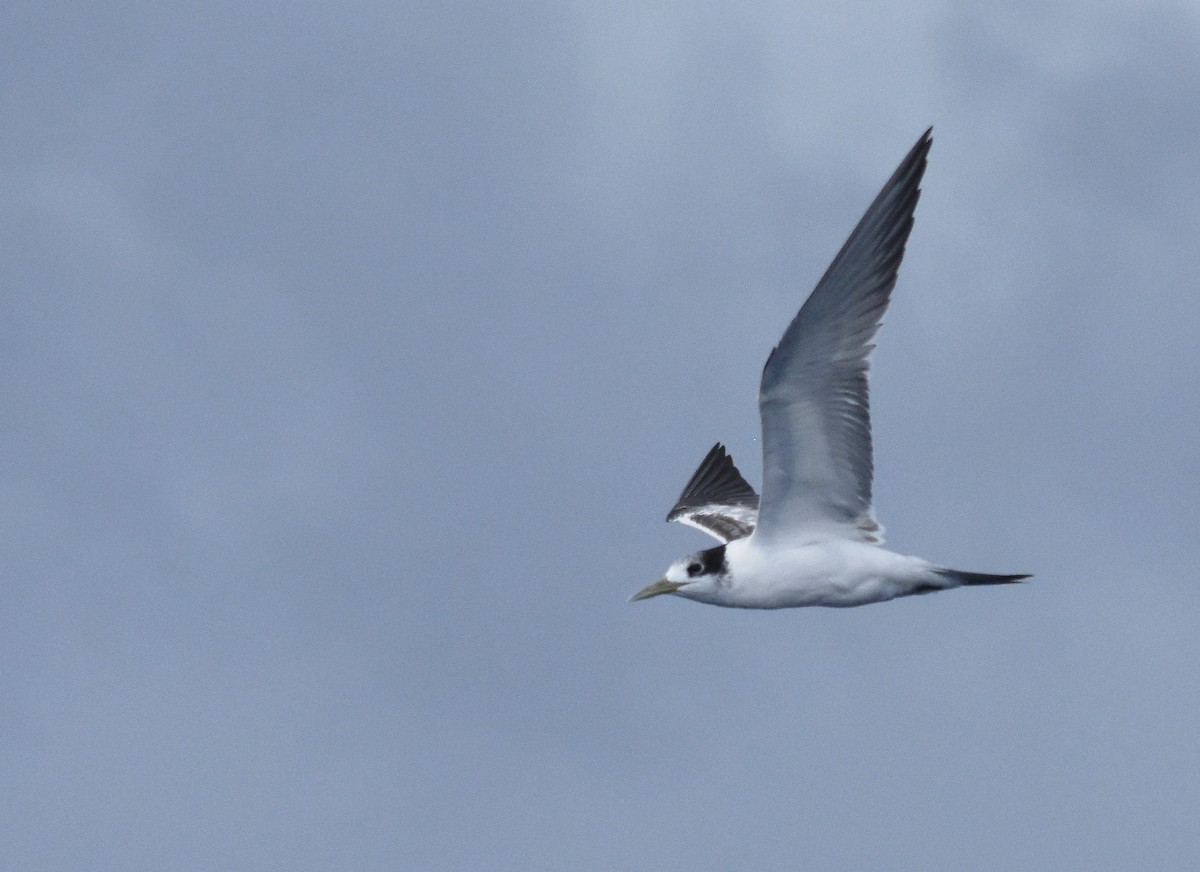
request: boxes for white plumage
[631,129,1030,609]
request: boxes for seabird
[632,129,1030,608]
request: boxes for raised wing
[753,129,932,545]
[666,443,759,543]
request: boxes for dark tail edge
[934,569,1033,587]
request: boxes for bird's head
[631,544,728,603]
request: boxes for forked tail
[934,568,1032,587]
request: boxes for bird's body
[683,539,935,609]
[632,129,1030,609]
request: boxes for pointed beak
[629,578,686,602]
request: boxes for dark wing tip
[666,443,759,521]
[887,127,933,206]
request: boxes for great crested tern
[632,129,1030,608]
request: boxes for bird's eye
[687,562,703,577]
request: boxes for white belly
[690,538,936,609]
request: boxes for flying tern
[632,129,1030,608]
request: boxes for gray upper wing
[666,443,759,543]
[753,129,932,545]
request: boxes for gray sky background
[3,2,1199,869]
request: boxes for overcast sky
[3,2,1199,869]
